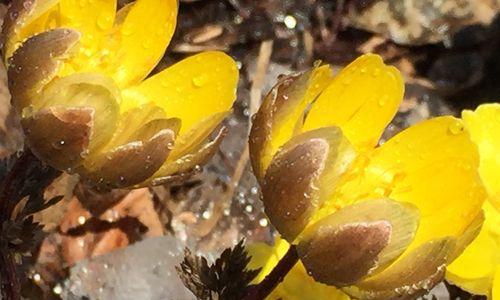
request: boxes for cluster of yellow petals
[3,0,499,297]
[3,0,238,189]
[447,103,500,299]
[248,54,487,299]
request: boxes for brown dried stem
[192,40,273,238]
[0,150,60,300]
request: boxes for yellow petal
[249,65,334,179]
[59,0,116,50]
[121,51,238,135]
[101,104,167,151]
[144,127,227,186]
[302,54,404,151]
[462,103,500,208]
[447,201,500,297]
[55,0,116,75]
[448,210,485,262]
[314,117,485,253]
[247,238,290,283]
[105,0,177,87]
[494,267,500,300]
[167,111,228,162]
[40,73,120,154]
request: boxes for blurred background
[0,0,497,299]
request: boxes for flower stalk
[243,245,299,300]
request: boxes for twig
[194,40,273,237]
[249,40,273,115]
[227,39,273,197]
[242,244,299,300]
[331,0,345,43]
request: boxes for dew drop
[448,121,464,135]
[122,23,134,36]
[142,39,153,49]
[96,14,111,30]
[53,284,62,295]
[342,76,352,86]
[202,210,211,219]
[23,0,33,9]
[378,95,389,107]
[284,15,297,29]
[245,204,253,213]
[10,11,19,20]
[250,186,258,195]
[77,215,86,225]
[372,68,381,77]
[192,75,206,88]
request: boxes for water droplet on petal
[97,13,111,30]
[122,23,134,36]
[342,76,352,86]
[378,95,389,107]
[448,121,464,135]
[10,11,19,20]
[23,0,33,9]
[192,75,206,88]
[142,39,153,49]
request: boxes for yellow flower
[3,0,238,189]
[247,237,350,300]
[249,54,486,299]
[447,103,500,298]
